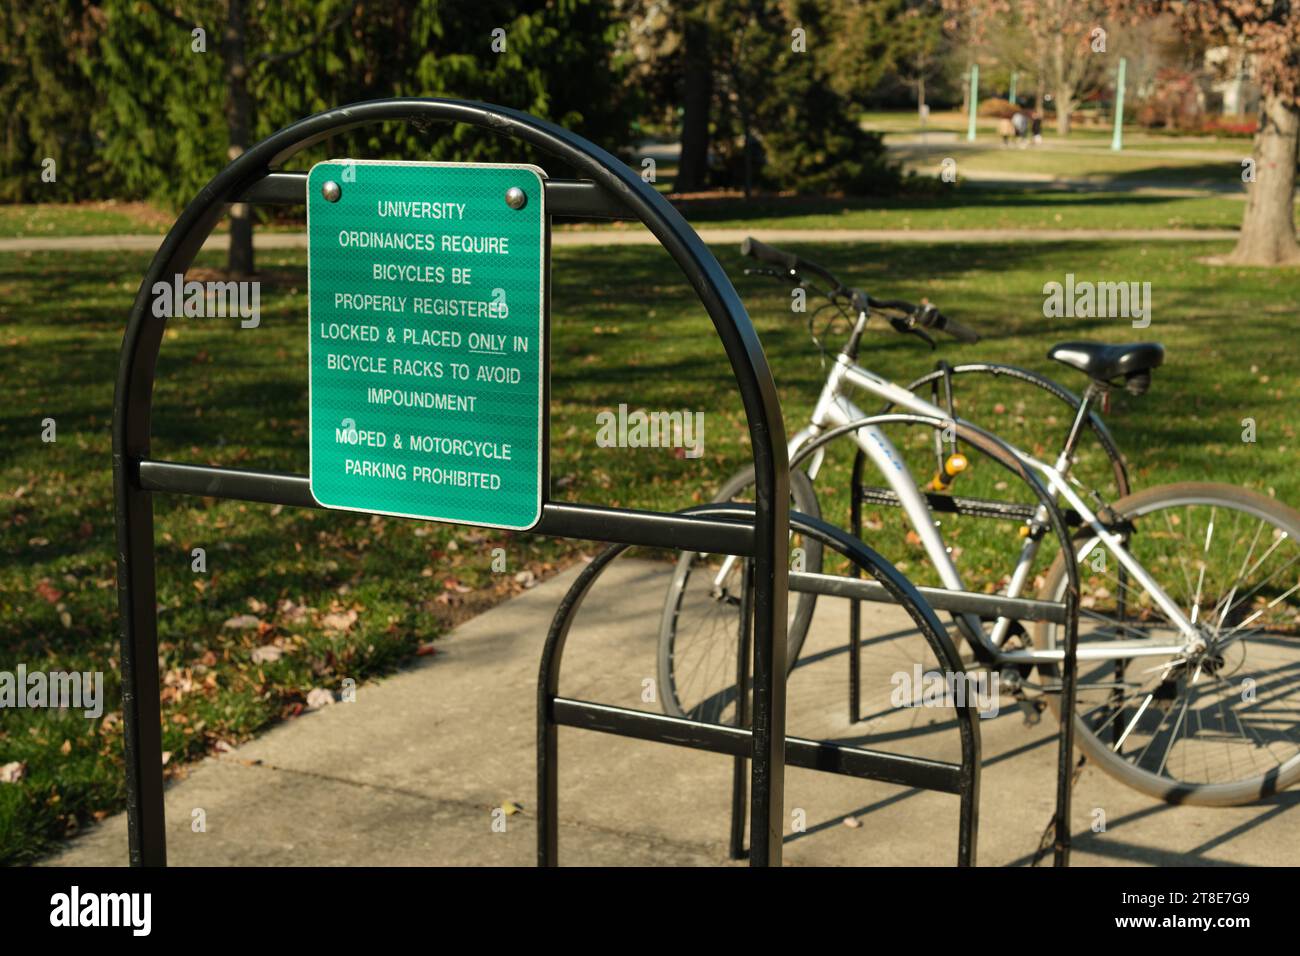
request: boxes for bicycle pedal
[1019,698,1046,727]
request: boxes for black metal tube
[135,460,757,557]
[728,559,754,860]
[112,482,166,866]
[1055,586,1079,866]
[113,199,226,868]
[849,449,865,725]
[535,544,628,865]
[236,171,639,220]
[553,699,965,792]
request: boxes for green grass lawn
[1,239,1297,862]
[0,203,171,239]
[0,203,308,240]
[650,189,1253,232]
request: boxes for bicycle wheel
[658,465,822,723]
[1037,482,1300,805]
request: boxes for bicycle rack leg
[536,543,617,867]
[957,709,981,867]
[728,559,754,860]
[848,450,866,725]
[1053,588,1080,866]
[538,684,559,866]
[114,474,167,866]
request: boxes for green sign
[307,160,547,529]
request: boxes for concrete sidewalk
[0,226,1240,255]
[47,559,1300,867]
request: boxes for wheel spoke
[1045,493,1300,798]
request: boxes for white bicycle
[659,238,1300,807]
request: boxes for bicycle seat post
[1056,382,1103,474]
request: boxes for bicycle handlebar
[741,237,979,344]
[937,315,980,344]
[741,236,845,293]
[915,303,980,344]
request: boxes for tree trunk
[1052,33,1071,137]
[732,65,753,200]
[1229,95,1300,266]
[223,0,254,276]
[1055,88,1074,137]
[917,75,926,117]
[675,13,712,194]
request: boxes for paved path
[47,559,1299,867]
[0,226,1239,255]
[889,137,1248,164]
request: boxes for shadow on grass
[668,189,1196,225]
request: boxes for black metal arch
[537,505,982,866]
[112,98,790,866]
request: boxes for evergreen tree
[85,0,633,273]
[619,0,901,195]
[0,1,105,202]
[716,0,900,194]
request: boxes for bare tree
[941,0,1006,117]
[1016,0,1112,136]
[946,0,1114,135]
[893,2,948,118]
[1144,0,1300,265]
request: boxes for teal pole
[967,64,979,142]
[1110,57,1126,151]
[1009,70,1017,105]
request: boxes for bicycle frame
[716,318,1202,668]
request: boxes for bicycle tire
[1036,481,1300,806]
[657,465,823,722]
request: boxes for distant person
[998,115,1015,146]
[1031,110,1043,145]
[1011,110,1028,147]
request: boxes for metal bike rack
[539,505,981,866]
[112,98,793,866]
[814,414,1084,866]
